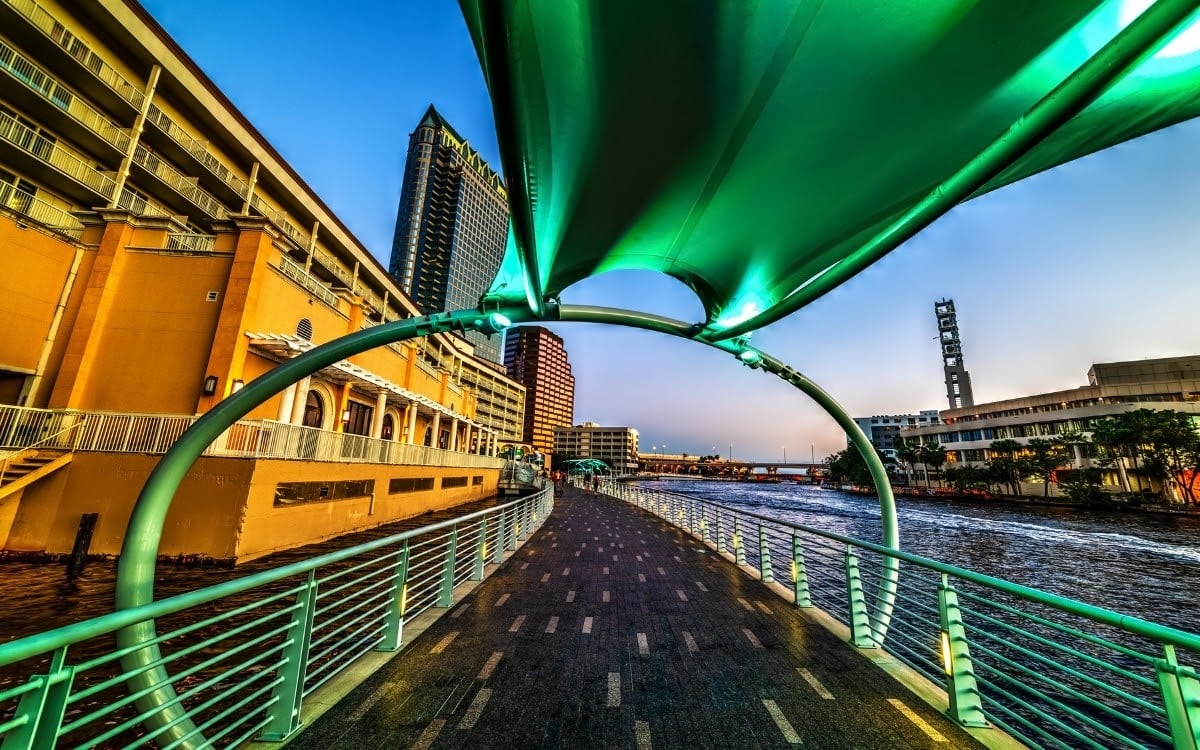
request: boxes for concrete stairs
[0,450,73,500]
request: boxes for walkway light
[474,312,512,335]
[738,349,762,368]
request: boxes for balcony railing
[0,177,84,239]
[144,103,249,197]
[164,232,215,252]
[0,109,116,198]
[2,0,144,109]
[273,253,340,307]
[249,193,309,247]
[115,186,172,218]
[0,405,504,469]
[131,144,228,219]
[0,39,131,153]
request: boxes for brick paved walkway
[286,487,991,749]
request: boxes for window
[302,390,324,428]
[344,400,373,437]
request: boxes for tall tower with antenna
[935,299,975,410]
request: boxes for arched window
[381,414,395,441]
[302,390,324,428]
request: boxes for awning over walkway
[463,1,1200,337]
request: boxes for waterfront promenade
[283,486,991,749]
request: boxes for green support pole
[846,546,877,649]
[260,570,317,741]
[1157,644,1200,750]
[734,516,746,566]
[3,647,73,750]
[758,522,773,584]
[473,518,487,581]
[791,532,811,607]
[492,512,506,563]
[439,526,458,607]
[716,512,725,555]
[379,542,409,651]
[938,575,987,728]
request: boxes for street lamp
[728,443,733,462]
[782,445,787,463]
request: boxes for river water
[641,478,1200,634]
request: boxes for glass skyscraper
[389,106,510,363]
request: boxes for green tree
[987,439,1024,496]
[1139,410,1200,504]
[919,443,947,489]
[942,464,990,494]
[1024,438,1072,497]
[894,435,919,487]
[825,446,876,487]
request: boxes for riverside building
[554,423,639,475]
[388,105,510,364]
[851,410,941,457]
[0,0,524,562]
[503,325,575,459]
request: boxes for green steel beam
[709,0,1200,341]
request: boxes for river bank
[836,483,1200,517]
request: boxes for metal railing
[165,232,215,252]
[272,254,340,308]
[0,487,552,748]
[115,186,172,218]
[0,419,81,485]
[604,480,1200,750]
[144,103,249,197]
[0,110,116,199]
[131,144,228,219]
[0,177,84,240]
[2,0,145,110]
[249,194,308,248]
[0,406,505,470]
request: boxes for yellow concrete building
[0,0,525,562]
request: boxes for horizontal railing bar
[307,618,387,668]
[157,674,282,750]
[316,567,394,603]
[304,629,385,690]
[315,552,399,588]
[0,716,30,735]
[207,714,273,750]
[0,491,543,665]
[0,677,43,703]
[310,594,391,648]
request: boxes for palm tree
[1025,438,1072,497]
[987,439,1024,496]
[894,436,919,487]
[921,443,947,489]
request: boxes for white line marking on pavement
[762,700,801,744]
[607,672,621,707]
[546,616,559,633]
[676,589,688,601]
[888,698,947,742]
[603,567,610,575]
[674,556,681,562]
[603,590,610,602]
[347,680,394,721]
[582,542,587,547]
[635,720,652,750]
[637,632,649,655]
[566,590,576,602]
[618,543,624,548]
[509,615,525,632]
[478,652,503,680]
[541,573,551,583]
[458,688,492,730]
[683,631,699,653]
[494,594,510,607]
[742,628,763,648]
[657,567,667,576]
[696,581,708,592]
[411,719,445,750]
[451,604,470,618]
[575,550,581,557]
[562,567,570,575]
[583,616,593,634]
[756,601,773,614]
[520,563,529,570]
[737,598,755,611]
[638,574,646,583]
[636,555,643,562]
[613,555,619,561]
[552,542,558,548]
[797,668,834,700]
[430,631,459,654]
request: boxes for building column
[277,383,298,423]
[431,412,441,448]
[465,424,475,454]
[450,418,460,451]
[489,432,497,457]
[406,402,418,444]
[371,391,387,439]
[289,376,311,425]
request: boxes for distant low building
[554,422,639,474]
[851,411,942,454]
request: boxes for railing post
[4,647,73,750]
[504,508,516,551]
[439,526,458,607]
[758,522,773,583]
[845,546,877,648]
[791,532,811,607]
[938,575,987,727]
[378,542,409,651]
[716,511,725,554]
[261,570,318,740]
[492,511,506,563]
[734,516,746,566]
[472,519,487,581]
[1156,644,1200,750]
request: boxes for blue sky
[142,1,1200,464]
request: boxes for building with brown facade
[503,326,575,458]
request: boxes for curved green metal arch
[114,304,897,747]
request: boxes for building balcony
[0,0,144,117]
[143,102,249,203]
[249,193,309,248]
[0,175,83,239]
[114,185,173,218]
[164,231,215,252]
[0,108,116,204]
[272,253,340,308]
[0,38,132,157]
[130,143,229,220]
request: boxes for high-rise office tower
[389,105,509,362]
[935,298,975,409]
[504,327,575,457]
